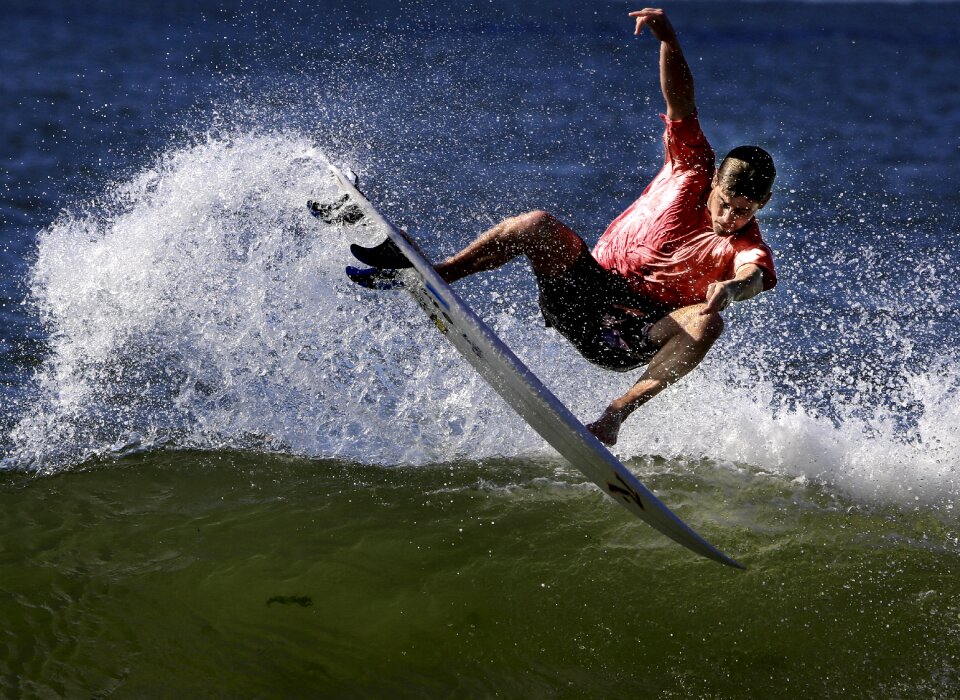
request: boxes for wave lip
[6,132,960,518]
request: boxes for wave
[4,131,959,512]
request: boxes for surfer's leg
[588,304,724,445]
[638,305,724,392]
[436,211,584,283]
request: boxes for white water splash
[6,131,960,512]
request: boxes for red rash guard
[592,113,777,312]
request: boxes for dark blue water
[3,2,959,447]
[3,1,960,696]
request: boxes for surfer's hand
[701,265,764,315]
[628,8,678,44]
[701,280,735,315]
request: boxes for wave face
[1,130,958,513]
[6,133,565,470]
[3,0,960,518]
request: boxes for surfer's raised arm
[630,8,695,121]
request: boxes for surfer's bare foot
[587,411,623,446]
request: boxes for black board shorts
[534,243,668,372]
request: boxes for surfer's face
[707,185,764,236]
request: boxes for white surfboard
[330,164,743,569]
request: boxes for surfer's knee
[521,209,553,225]
[510,210,584,274]
[504,210,557,249]
[517,210,582,249]
[514,209,558,236]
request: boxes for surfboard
[327,164,743,569]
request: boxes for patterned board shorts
[533,243,668,372]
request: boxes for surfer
[342,8,778,447]
[430,8,778,446]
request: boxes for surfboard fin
[350,238,413,269]
[345,265,405,290]
[342,167,359,187]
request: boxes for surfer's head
[716,146,776,202]
[707,146,775,236]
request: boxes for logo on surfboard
[606,473,645,510]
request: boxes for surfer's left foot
[345,265,404,290]
[307,195,365,225]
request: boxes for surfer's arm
[629,8,695,120]
[700,264,765,315]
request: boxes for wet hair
[716,146,776,202]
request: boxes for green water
[2,452,958,698]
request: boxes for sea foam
[6,132,960,511]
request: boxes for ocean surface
[2,0,960,696]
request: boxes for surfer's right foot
[345,265,404,290]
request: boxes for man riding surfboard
[351,8,778,447]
